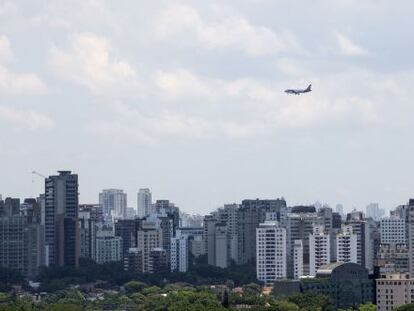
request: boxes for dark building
[3,198,20,216]
[332,212,342,229]
[291,205,316,214]
[274,262,374,309]
[158,216,173,265]
[45,171,79,267]
[0,198,43,277]
[154,200,180,235]
[79,204,104,223]
[149,248,168,273]
[124,248,143,273]
[115,218,141,256]
[237,198,287,264]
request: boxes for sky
[1,0,414,215]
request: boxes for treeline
[0,283,378,311]
[30,257,258,292]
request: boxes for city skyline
[2,1,414,214]
[2,170,410,216]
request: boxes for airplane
[284,84,312,95]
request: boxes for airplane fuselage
[284,84,312,95]
[284,89,311,95]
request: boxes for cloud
[0,35,47,95]
[0,106,54,130]
[155,69,218,100]
[85,66,397,144]
[334,32,369,56]
[0,35,13,61]
[156,4,300,56]
[49,33,140,98]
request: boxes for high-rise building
[381,217,406,244]
[256,221,287,284]
[376,243,409,274]
[124,248,143,273]
[180,212,203,228]
[170,230,189,272]
[346,214,372,272]
[149,248,168,274]
[406,199,414,277]
[204,215,217,266]
[153,200,180,235]
[318,206,333,231]
[237,199,287,265]
[336,225,357,264]
[286,210,319,277]
[376,273,414,311]
[137,221,163,273]
[203,215,230,268]
[137,188,152,218]
[45,171,79,267]
[214,204,239,262]
[114,219,141,257]
[335,204,344,217]
[79,204,103,223]
[0,199,43,277]
[366,203,385,221]
[215,223,229,268]
[293,240,304,279]
[178,227,205,258]
[99,189,127,220]
[309,225,330,276]
[95,230,122,264]
[332,212,342,229]
[78,209,97,260]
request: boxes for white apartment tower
[293,239,304,279]
[256,221,287,284]
[170,230,189,272]
[336,225,357,263]
[137,188,152,218]
[309,225,330,276]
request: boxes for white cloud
[0,35,13,61]
[334,32,369,56]
[156,4,300,56]
[0,35,47,95]
[155,69,218,100]
[0,106,54,130]
[49,33,140,97]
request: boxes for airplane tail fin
[306,84,312,91]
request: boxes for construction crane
[31,170,46,183]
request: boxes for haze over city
[2,1,414,214]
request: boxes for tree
[221,289,229,308]
[269,300,300,311]
[358,303,376,311]
[141,286,161,295]
[394,304,414,311]
[124,280,148,293]
[44,303,83,311]
[242,283,261,296]
[287,293,333,311]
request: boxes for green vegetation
[394,304,414,311]
[0,286,380,311]
[34,257,258,292]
